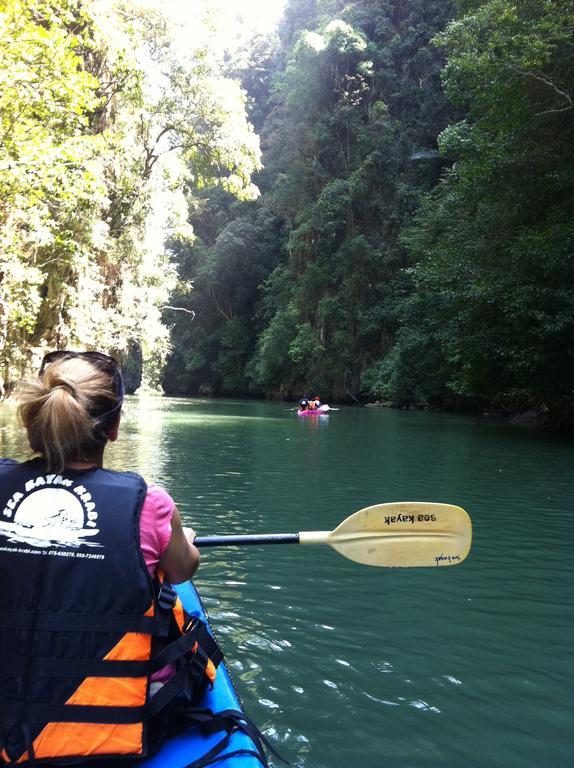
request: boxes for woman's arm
[158,506,200,584]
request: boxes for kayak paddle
[194,502,472,568]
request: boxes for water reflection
[105,394,171,481]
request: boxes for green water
[1,397,573,767]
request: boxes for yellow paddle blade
[327,502,472,567]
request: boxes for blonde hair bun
[18,356,119,472]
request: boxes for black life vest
[0,458,223,764]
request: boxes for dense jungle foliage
[164,0,574,428]
[0,0,260,390]
[1,0,573,428]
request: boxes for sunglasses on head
[39,350,125,426]
[40,350,118,372]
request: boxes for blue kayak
[139,581,264,768]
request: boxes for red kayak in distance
[297,404,332,416]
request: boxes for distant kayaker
[0,350,225,764]
[298,397,309,411]
[309,395,321,410]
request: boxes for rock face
[121,342,143,395]
[509,409,550,430]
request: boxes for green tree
[0,0,262,394]
[248,0,455,398]
[163,192,283,395]
[397,0,574,424]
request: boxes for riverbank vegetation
[1,0,573,428]
[0,0,260,390]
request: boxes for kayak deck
[139,581,263,768]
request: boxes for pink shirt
[139,483,177,683]
[139,483,175,578]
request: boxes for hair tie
[52,381,78,399]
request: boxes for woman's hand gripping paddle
[194,502,472,568]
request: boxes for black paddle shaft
[194,533,300,548]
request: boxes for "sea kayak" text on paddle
[384,513,437,525]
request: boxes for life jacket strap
[0,690,190,727]
[187,618,224,668]
[157,581,177,610]
[0,701,145,725]
[0,608,167,635]
[0,617,212,678]
[0,618,223,725]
